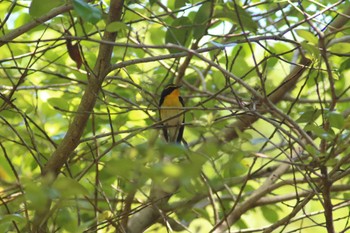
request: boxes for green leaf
[165,17,193,53]
[327,111,345,129]
[182,151,207,176]
[72,0,102,24]
[213,2,257,33]
[224,160,247,177]
[200,141,219,158]
[304,124,334,140]
[56,208,79,232]
[0,214,27,232]
[175,0,188,9]
[168,0,188,10]
[29,0,63,18]
[295,29,318,44]
[236,218,248,229]
[343,193,350,209]
[329,42,350,54]
[0,214,25,226]
[261,206,279,223]
[162,164,183,177]
[339,58,350,72]
[306,69,318,88]
[106,21,128,33]
[305,144,319,157]
[159,142,187,157]
[269,42,293,58]
[47,97,68,110]
[296,107,321,123]
[193,2,211,40]
[24,180,50,211]
[146,24,166,44]
[104,157,139,178]
[53,176,88,198]
[235,128,252,142]
[300,41,320,57]
[344,115,350,130]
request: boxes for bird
[159,84,185,143]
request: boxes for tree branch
[0,4,73,47]
[42,0,124,177]
[32,0,124,232]
[211,161,291,232]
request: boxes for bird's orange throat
[163,89,181,107]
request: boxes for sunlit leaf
[327,111,345,129]
[47,97,68,110]
[168,0,188,9]
[295,29,318,44]
[29,0,63,18]
[261,206,279,223]
[300,41,320,57]
[162,164,182,177]
[339,58,350,72]
[237,218,248,229]
[329,42,350,54]
[128,110,149,120]
[106,21,128,33]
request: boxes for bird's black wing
[159,95,169,141]
[176,96,185,143]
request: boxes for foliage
[1,0,350,232]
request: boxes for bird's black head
[160,84,181,99]
[159,84,181,106]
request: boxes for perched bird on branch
[159,84,185,143]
